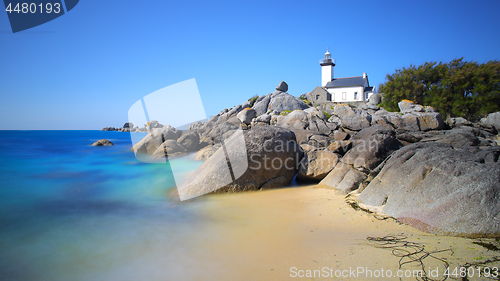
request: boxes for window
[316,95,320,100]
[354,92,358,100]
[365,92,369,100]
[342,92,346,100]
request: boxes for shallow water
[0,130,210,280]
[2,131,494,281]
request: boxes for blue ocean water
[0,131,207,280]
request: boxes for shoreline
[179,184,500,280]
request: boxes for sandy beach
[4,181,498,281]
[179,185,500,280]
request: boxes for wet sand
[189,185,500,280]
[8,185,498,281]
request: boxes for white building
[316,49,375,103]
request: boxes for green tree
[379,58,500,120]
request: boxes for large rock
[326,140,352,155]
[351,125,395,142]
[276,81,288,92]
[177,131,200,151]
[370,114,393,129]
[176,127,303,199]
[195,144,222,161]
[237,108,257,125]
[252,91,309,116]
[92,139,114,146]
[446,117,472,128]
[342,134,403,172]
[320,133,403,193]
[333,130,349,141]
[132,127,182,154]
[368,93,381,105]
[204,122,240,144]
[398,100,424,114]
[280,110,309,130]
[297,149,340,181]
[420,128,480,148]
[481,111,500,131]
[148,120,164,129]
[415,112,444,131]
[152,139,186,159]
[319,162,367,194]
[357,142,500,237]
[123,122,134,129]
[386,113,420,132]
[255,114,271,124]
[331,104,371,131]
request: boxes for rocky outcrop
[357,142,500,236]
[481,111,500,131]
[176,126,303,200]
[177,131,201,152]
[398,100,425,114]
[320,127,403,193]
[276,109,339,136]
[252,83,309,116]
[122,122,133,129]
[331,104,372,131]
[276,81,288,92]
[237,108,257,125]
[446,117,472,128]
[132,127,182,154]
[122,80,500,237]
[152,139,186,159]
[195,144,221,161]
[297,149,340,181]
[92,139,114,146]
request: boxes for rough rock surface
[368,93,381,105]
[176,126,303,199]
[91,139,114,146]
[421,130,480,148]
[195,144,221,161]
[320,133,402,193]
[252,91,309,116]
[152,139,186,159]
[237,108,257,125]
[123,122,134,129]
[177,131,201,151]
[297,149,340,181]
[331,104,372,131]
[132,127,183,154]
[358,142,500,236]
[275,81,288,92]
[481,111,500,131]
[398,100,424,114]
[447,117,472,128]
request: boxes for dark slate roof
[325,76,367,88]
[364,86,374,92]
[310,86,328,95]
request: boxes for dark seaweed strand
[458,238,500,281]
[366,235,452,281]
[459,256,500,281]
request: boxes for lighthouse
[320,49,335,87]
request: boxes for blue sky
[1,0,499,129]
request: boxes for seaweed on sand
[366,234,452,281]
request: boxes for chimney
[363,73,367,78]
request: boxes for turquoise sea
[0,130,213,280]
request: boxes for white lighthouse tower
[320,49,335,87]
